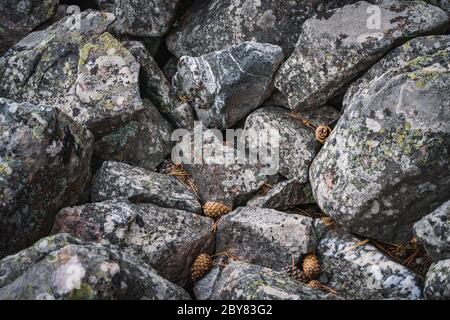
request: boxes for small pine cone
[308,280,322,290]
[302,254,321,280]
[315,125,332,144]
[284,266,308,283]
[203,201,232,219]
[191,253,213,281]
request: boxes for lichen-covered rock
[275,0,449,110]
[310,35,450,242]
[414,200,450,262]
[247,179,315,211]
[0,0,59,53]
[0,11,144,137]
[196,261,339,300]
[0,234,190,300]
[216,207,316,270]
[243,106,340,181]
[317,230,423,300]
[91,161,202,214]
[0,98,92,258]
[52,201,214,286]
[424,259,450,299]
[173,41,283,129]
[93,99,173,171]
[166,0,361,58]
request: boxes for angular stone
[216,207,316,270]
[52,201,214,286]
[0,98,93,258]
[414,200,450,262]
[317,230,423,300]
[424,259,450,300]
[91,161,202,214]
[310,35,450,242]
[0,234,190,300]
[275,0,449,110]
[173,42,284,129]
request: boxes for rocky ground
[0,0,449,300]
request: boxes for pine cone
[191,253,213,281]
[315,125,332,144]
[308,280,322,290]
[203,201,232,219]
[302,254,321,280]
[283,266,308,283]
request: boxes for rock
[91,161,202,214]
[93,99,173,171]
[0,234,190,299]
[243,106,340,181]
[124,41,194,129]
[0,98,92,258]
[196,260,339,300]
[275,0,449,110]
[216,207,316,270]
[173,41,284,129]
[310,35,450,242]
[424,259,450,299]
[52,201,214,286]
[247,179,315,211]
[0,0,59,53]
[166,0,361,58]
[0,11,145,138]
[317,230,423,300]
[414,200,450,261]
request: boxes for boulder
[424,259,450,299]
[0,98,92,258]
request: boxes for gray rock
[424,259,450,299]
[91,161,202,214]
[0,98,92,258]
[0,0,59,53]
[216,207,316,270]
[173,41,284,130]
[198,261,339,300]
[317,230,423,300]
[166,0,362,58]
[275,0,449,110]
[414,200,450,262]
[93,99,173,171]
[52,201,214,286]
[310,35,450,242]
[0,234,190,300]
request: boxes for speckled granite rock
[93,99,173,171]
[275,0,449,110]
[310,35,450,242]
[414,200,450,262]
[424,259,450,299]
[244,106,340,181]
[166,0,361,58]
[52,201,214,286]
[196,261,339,300]
[0,234,190,300]
[91,161,202,214]
[0,98,93,258]
[173,41,283,129]
[317,230,423,300]
[0,0,59,53]
[216,207,316,270]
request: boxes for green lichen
[32,126,45,140]
[68,283,94,300]
[0,163,9,175]
[391,122,424,156]
[78,43,96,66]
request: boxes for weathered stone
[414,200,450,262]
[275,0,449,110]
[173,42,283,129]
[91,161,202,214]
[0,98,92,258]
[424,259,450,299]
[317,230,423,300]
[0,0,59,53]
[216,207,316,270]
[310,35,450,242]
[0,234,190,299]
[93,99,173,171]
[52,201,214,286]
